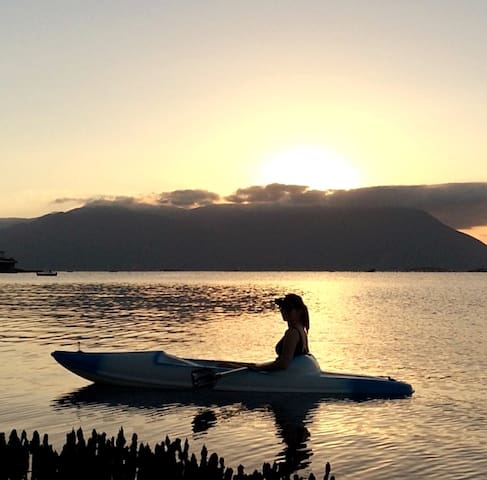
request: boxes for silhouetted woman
[252,293,310,371]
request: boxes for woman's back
[275,327,309,357]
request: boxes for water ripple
[1,272,486,478]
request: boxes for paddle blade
[191,367,218,389]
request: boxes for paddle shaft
[191,365,249,388]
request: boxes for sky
[1,1,487,240]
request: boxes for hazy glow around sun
[257,145,361,191]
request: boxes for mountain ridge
[1,204,487,271]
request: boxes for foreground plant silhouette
[0,428,335,480]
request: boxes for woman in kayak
[251,293,310,371]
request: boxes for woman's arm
[251,329,299,371]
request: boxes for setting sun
[257,145,362,191]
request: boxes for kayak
[51,350,414,399]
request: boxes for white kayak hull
[51,350,413,399]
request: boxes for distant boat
[0,251,18,273]
[36,270,58,277]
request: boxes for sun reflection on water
[1,271,486,478]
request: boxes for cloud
[321,183,487,229]
[157,189,220,208]
[52,195,141,208]
[52,197,92,205]
[52,190,221,210]
[227,182,487,229]
[225,183,323,204]
[87,196,141,207]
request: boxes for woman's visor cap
[274,294,304,311]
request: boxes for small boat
[51,350,414,399]
[0,251,18,273]
[36,270,58,276]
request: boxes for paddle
[191,366,249,389]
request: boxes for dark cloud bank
[57,182,487,230]
[228,183,487,230]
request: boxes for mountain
[1,204,487,271]
[0,218,30,229]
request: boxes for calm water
[1,272,486,479]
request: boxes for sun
[257,145,361,191]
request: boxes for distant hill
[1,204,487,271]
